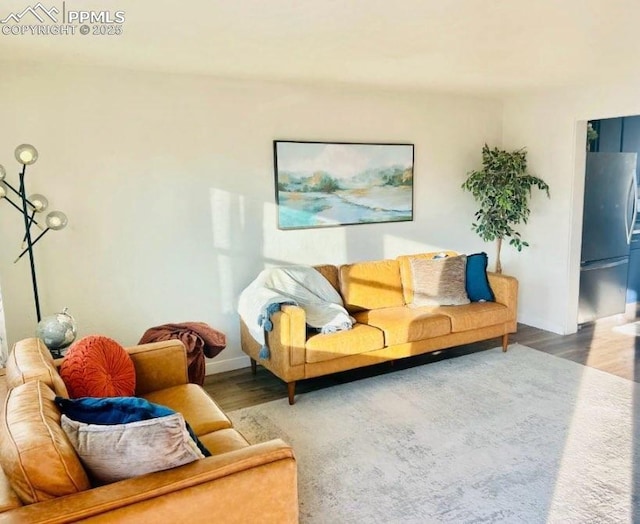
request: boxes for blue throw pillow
[465,252,495,302]
[55,396,211,457]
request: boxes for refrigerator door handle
[626,174,637,245]
[632,172,639,242]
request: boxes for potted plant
[462,144,550,273]
[586,122,598,151]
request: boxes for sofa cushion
[397,251,459,304]
[142,383,232,436]
[60,335,136,398]
[339,259,404,312]
[5,338,68,398]
[434,302,511,332]
[61,412,203,484]
[199,428,251,455]
[465,252,495,302]
[305,323,385,363]
[353,307,451,346]
[408,255,470,307]
[0,381,90,504]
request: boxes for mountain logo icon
[1,3,59,24]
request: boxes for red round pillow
[60,335,136,398]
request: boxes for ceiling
[1,0,640,95]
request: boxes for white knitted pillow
[409,255,470,307]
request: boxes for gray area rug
[229,345,640,523]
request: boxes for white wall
[503,82,640,334]
[0,63,503,373]
[0,278,7,366]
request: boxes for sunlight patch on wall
[209,188,246,314]
[210,188,236,250]
[0,278,7,366]
[215,254,236,314]
[263,200,277,239]
[383,235,445,258]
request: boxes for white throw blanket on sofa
[238,266,353,358]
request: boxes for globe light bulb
[0,181,7,198]
[0,164,5,181]
[15,144,38,165]
[28,194,49,212]
[45,211,68,231]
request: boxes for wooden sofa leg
[250,358,257,375]
[287,382,296,405]
[502,334,509,352]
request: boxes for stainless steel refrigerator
[578,152,638,323]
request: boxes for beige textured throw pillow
[61,413,204,484]
[409,255,470,307]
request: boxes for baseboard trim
[205,355,251,375]
[518,313,566,335]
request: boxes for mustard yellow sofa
[240,252,518,404]
[0,338,298,523]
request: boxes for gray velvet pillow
[409,255,470,307]
[61,413,204,484]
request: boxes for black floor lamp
[0,144,68,322]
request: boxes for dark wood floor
[204,315,640,412]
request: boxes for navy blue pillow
[465,252,495,302]
[55,396,211,457]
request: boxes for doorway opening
[578,116,640,327]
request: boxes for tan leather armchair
[0,338,299,523]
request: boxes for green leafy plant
[461,144,550,273]
[586,122,598,151]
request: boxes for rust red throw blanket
[138,322,226,385]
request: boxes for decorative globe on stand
[36,308,77,357]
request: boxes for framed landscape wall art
[274,141,414,230]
